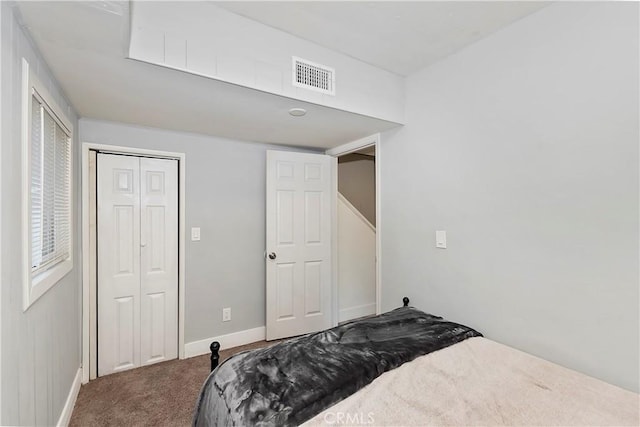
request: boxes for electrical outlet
[222,307,231,322]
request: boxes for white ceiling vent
[292,57,335,96]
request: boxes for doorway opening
[327,134,381,324]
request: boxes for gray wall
[338,154,376,225]
[380,2,639,392]
[1,3,82,424]
[79,119,317,343]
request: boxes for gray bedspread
[193,307,481,426]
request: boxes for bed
[193,301,639,426]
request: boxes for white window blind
[30,91,71,274]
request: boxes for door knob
[268,252,277,260]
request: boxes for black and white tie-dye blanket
[193,307,482,426]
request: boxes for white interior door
[98,154,140,375]
[266,150,334,340]
[140,157,178,366]
[97,153,178,376]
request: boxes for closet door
[97,154,178,376]
[97,153,142,376]
[140,157,178,366]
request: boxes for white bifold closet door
[97,153,178,377]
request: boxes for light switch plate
[191,227,201,241]
[436,230,447,249]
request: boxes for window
[22,58,73,310]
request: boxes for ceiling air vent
[292,57,335,96]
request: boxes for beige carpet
[70,340,274,427]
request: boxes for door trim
[326,133,382,318]
[81,143,186,383]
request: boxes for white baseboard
[56,367,82,427]
[184,326,266,358]
[339,303,376,323]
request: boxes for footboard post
[403,297,410,307]
[210,341,220,371]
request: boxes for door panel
[277,191,295,245]
[148,292,166,359]
[266,151,334,340]
[276,263,295,320]
[140,158,178,366]
[115,296,135,369]
[304,192,322,243]
[304,261,322,315]
[98,153,141,376]
[114,205,135,274]
[147,206,166,271]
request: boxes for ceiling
[17,1,403,149]
[16,1,548,149]
[215,1,549,76]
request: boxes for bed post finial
[210,341,221,371]
[402,297,410,307]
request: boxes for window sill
[24,259,73,311]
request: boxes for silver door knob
[268,252,277,260]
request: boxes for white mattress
[304,337,639,426]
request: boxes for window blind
[31,92,71,274]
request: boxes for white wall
[338,154,376,226]
[79,119,318,344]
[338,194,376,322]
[1,3,82,424]
[129,2,405,124]
[380,2,639,392]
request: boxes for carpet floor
[70,340,275,426]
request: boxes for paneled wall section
[0,3,82,424]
